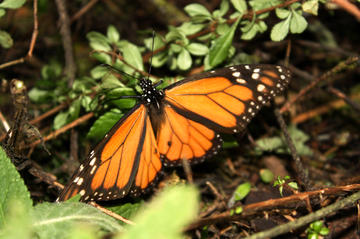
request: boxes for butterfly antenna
[147,31,155,80]
[100,63,139,81]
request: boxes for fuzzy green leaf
[0,9,6,17]
[32,202,122,239]
[118,185,198,239]
[0,147,32,229]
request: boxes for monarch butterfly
[57,64,291,202]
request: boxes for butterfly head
[139,78,164,109]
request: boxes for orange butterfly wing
[156,64,290,163]
[163,64,291,134]
[156,104,222,166]
[57,104,162,201]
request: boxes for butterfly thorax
[139,78,164,110]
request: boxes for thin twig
[70,0,99,23]
[327,86,360,113]
[331,0,360,21]
[186,184,360,230]
[0,110,10,132]
[0,0,39,69]
[280,56,360,114]
[54,0,77,86]
[245,190,360,239]
[23,112,94,150]
[274,109,310,191]
[89,201,136,225]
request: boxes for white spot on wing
[79,190,85,196]
[236,78,246,84]
[77,177,84,185]
[252,73,260,80]
[90,166,97,175]
[232,72,241,77]
[257,84,266,92]
[89,157,96,166]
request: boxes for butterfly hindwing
[163,64,291,134]
[57,104,162,201]
[156,104,222,166]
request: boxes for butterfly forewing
[57,104,162,201]
[163,64,291,134]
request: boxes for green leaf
[122,42,144,71]
[241,21,267,40]
[255,136,284,152]
[217,0,230,17]
[152,52,168,67]
[166,27,186,42]
[101,73,124,89]
[0,0,26,9]
[0,30,13,48]
[67,224,97,239]
[91,52,112,64]
[270,16,291,41]
[233,182,251,201]
[0,147,32,229]
[31,202,122,239]
[288,182,299,190]
[118,185,198,239]
[28,87,52,103]
[319,227,330,235]
[230,0,247,14]
[107,25,120,43]
[302,0,319,15]
[177,22,205,36]
[68,99,81,122]
[87,32,111,51]
[275,8,290,19]
[184,3,211,18]
[87,109,123,140]
[177,48,192,70]
[259,169,274,183]
[90,65,109,79]
[81,96,94,112]
[209,18,240,67]
[186,43,208,56]
[0,9,6,18]
[41,62,62,80]
[290,10,308,33]
[53,111,69,130]
[107,202,143,225]
[216,23,230,35]
[144,34,165,50]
